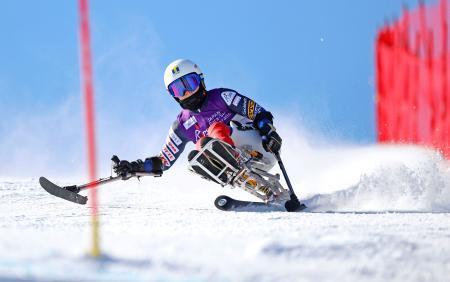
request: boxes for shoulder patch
[221,91,236,106]
[183,116,197,130]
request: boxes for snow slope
[1,144,450,281]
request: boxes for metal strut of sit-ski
[236,159,289,201]
[231,169,272,201]
[188,140,289,202]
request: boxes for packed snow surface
[1,144,450,281]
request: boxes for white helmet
[164,59,203,90]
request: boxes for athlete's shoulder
[172,110,192,136]
[208,88,240,106]
[175,109,192,124]
[208,87,238,94]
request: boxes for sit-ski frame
[188,139,289,202]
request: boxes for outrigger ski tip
[39,177,88,205]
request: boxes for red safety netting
[376,0,450,158]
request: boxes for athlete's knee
[208,122,230,135]
[208,122,234,146]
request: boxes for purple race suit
[157,88,267,170]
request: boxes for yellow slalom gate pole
[91,213,100,257]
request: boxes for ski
[214,195,307,212]
[214,195,267,211]
[39,177,88,205]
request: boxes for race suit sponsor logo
[247,100,256,120]
[207,111,233,125]
[232,95,241,106]
[183,116,197,130]
[242,98,248,116]
[221,91,236,106]
[255,104,262,116]
[166,140,179,154]
[162,146,175,161]
[169,128,182,146]
[159,153,170,167]
[195,129,208,141]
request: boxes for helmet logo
[172,66,180,74]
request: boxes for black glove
[254,113,282,155]
[262,131,282,154]
[113,156,163,176]
[113,159,145,176]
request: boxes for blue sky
[0,0,429,177]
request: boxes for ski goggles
[168,72,202,98]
